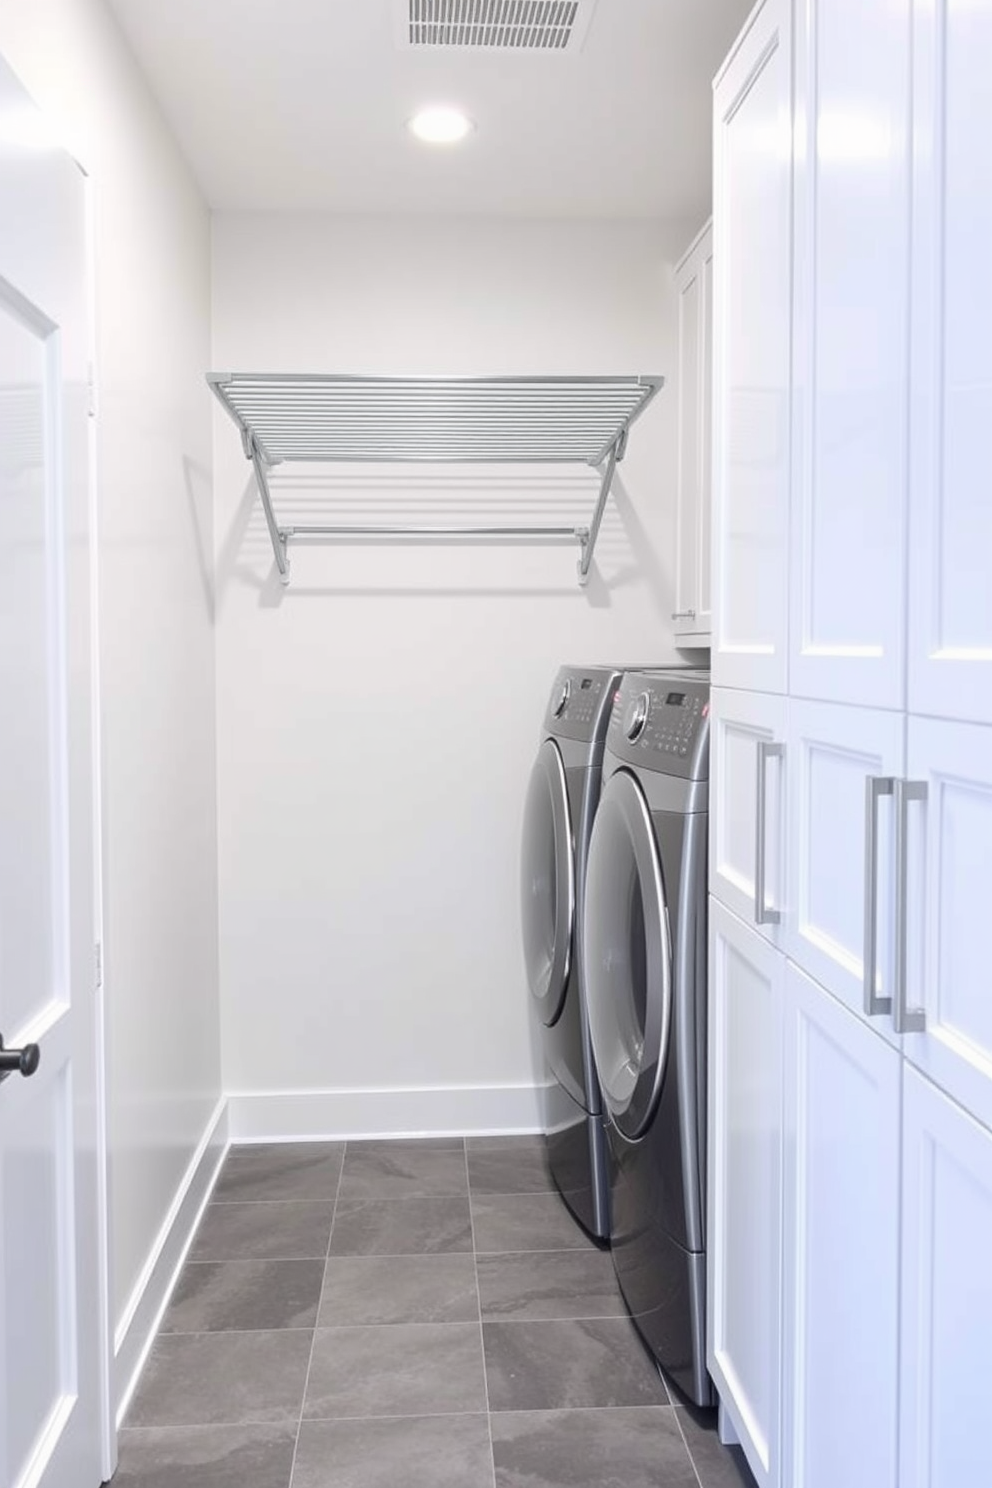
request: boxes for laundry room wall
[212,211,693,1138]
[0,0,223,1402]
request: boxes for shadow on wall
[213,465,673,615]
[182,453,215,622]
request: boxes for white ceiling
[107,0,751,220]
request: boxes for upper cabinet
[673,221,713,644]
[908,0,992,725]
[788,0,912,711]
[711,0,793,695]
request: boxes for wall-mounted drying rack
[207,372,664,586]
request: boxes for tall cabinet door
[788,0,912,710]
[784,698,904,1031]
[711,0,793,695]
[710,687,788,943]
[708,900,784,1488]
[900,1068,992,1488]
[782,963,901,1488]
[908,0,992,725]
[900,715,992,1135]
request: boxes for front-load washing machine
[582,667,713,1404]
[520,663,626,1240]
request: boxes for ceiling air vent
[395,0,600,53]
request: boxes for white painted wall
[0,0,222,1340]
[212,213,691,1137]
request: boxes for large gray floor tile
[127,1331,312,1428]
[303,1323,488,1419]
[471,1193,596,1254]
[162,1260,323,1333]
[214,1143,345,1204]
[677,1404,758,1488]
[191,1202,334,1262]
[484,1318,668,1412]
[113,1423,296,1488]
[319,1253,479,1326]
[292,1414,494,1488]
[491,1407,697,1488]
[467,1137,554,1196]
[477,1249,624,1321]
[330,1196,472,1256]
[338,1139,468,1200]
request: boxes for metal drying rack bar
[207,372,664,586]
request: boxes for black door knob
[0,1035,41,1083]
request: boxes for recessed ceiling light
[407,106,475,146]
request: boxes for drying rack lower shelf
[207,372,664,585]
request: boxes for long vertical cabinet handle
[754,740,785,926]
[863,775,895,1016]
[893,779,928,1034]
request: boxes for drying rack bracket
[210,373,663,588]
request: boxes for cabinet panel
[908,0,992,723]
[782,962,900,1488]
[711,0,792,694]
[675,242,704,636]
[789,0,911,709]
[710,687,787,942]
[708,900,784,1488]
[785,698,904,1030]
[900,1068,992,1488]
[902,715,992,1133]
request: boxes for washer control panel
[608,671,710,780]
[543,665,621,743]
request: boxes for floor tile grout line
[465,1139,498,1488]
[120,1400,681,1435]
[285,1148,346,1487]
[670,1400,707,1488]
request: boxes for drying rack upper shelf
[207,372,664,585]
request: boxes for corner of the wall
[113,1096,230,1429]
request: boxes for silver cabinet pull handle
[894,778,928,1034]
[755,739,785,926]
[864,775,895,1016]
[672,609,697,620]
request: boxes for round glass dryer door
[583,768,673,1140]
[520,739,574,1028]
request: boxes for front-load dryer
[582,667,713,1404]
[520,664,626,1241]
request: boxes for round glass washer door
[583,768,673,1140]
[520,738,574,1028]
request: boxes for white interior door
[907,0,992,725]
[708,899,784,1488]
[0,59,104,1488]
[788,0,911,710]
[709,686,788,942]
[711,0,793,695]
[784,698,904,1033]
[900,1067,992,1488]
[782,962,901,1488]
[901,714,992,1135]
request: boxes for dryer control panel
[543,665,624,744]
[607,670,710,781]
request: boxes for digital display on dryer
[666,691,686,706]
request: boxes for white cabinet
[673,220,713,643]
[784,698,904,1028]
[709,687,787,941]
[900,1068,992,1488]
[787,0,911,710]
[900,715,992,1134]
[908,0,992,725]
[782,963,901,1488]
[708,899,784,1488]
[711,0,792,695]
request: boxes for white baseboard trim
[113,1096,229,1427]
[226,1082,548,1143]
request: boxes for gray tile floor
[116,1137,755,1488]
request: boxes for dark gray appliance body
[583,669,713,1405]
[520,664,625,1240]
